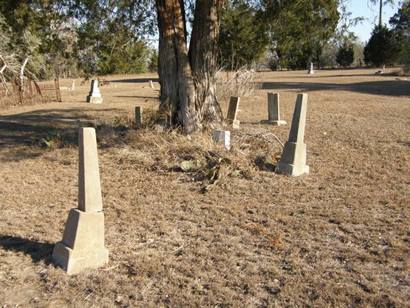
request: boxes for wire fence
[0,78,61,108]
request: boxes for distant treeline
[0,0,408,80]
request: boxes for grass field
[0,69,409,306]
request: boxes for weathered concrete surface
[232,119,240,129]
[226,97,240,129]
[135,106,142,129]
[86,80,103,104]
[266,93,286,126]
[213,130,231,150]
[52,209,108,275]
[52,127,108,274]
[78,128,103,213]
[275,94,309,176]
[308,62,315,75]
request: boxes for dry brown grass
[0,69,409,307]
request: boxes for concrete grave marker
[308,62,315,75]
[275,93,309,176]
[213,130,231,150]
[226,96,240,129]
[86,80,103,104]
[135,106,143,129]
[267,93,286,126]
[52,127,108,274]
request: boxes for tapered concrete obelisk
[275,94,309,176]
[267,93,286,126]
[52,127,108,274]
[86,80,103,104]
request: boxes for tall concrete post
[52,127,108,274]
[275,94,309,176]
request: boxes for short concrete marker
[213,130,231,150]
[275,93,309,176]
[135,106,143,129]
[308,62,315,75]
[86,80,103,104]
[226,96,240,129]
[52,127,108,274]
[149,80,155,89]
[266,93,286,126]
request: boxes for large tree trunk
[156,0,224,133]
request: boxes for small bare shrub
[216,67,257,102]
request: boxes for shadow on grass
[254,155,276,172]
[258,80,410,97]
[110,77,160,83]
[0,107,133,162]
[114,95,159,99]
[0,235,54,263]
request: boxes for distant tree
[0,0,154,78]
[0,13,20,79]
[0,1,46,77]
[352,42,365,66]
[390,0,410,66]
[262,0,339,69]
[318,1,363,68]
[148,49,158,73]
[71,0,152,76]
[370,0,396,27]
[390,0,410,35]
[336,43,354,67]
[364,25,399,66]
[218,2,268,70]
[319,43,338,68]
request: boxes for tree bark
[156,0,224,133]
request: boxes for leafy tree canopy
[0,0,155,78]
[219,1,269,70]
[336,43,354,67]
[263,0,340,69]
[389,0,410,66]
[364,25,400,66]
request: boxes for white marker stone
[86,80,103,104]
[52,127,108,274]
[275,94,309,176]
[226,96,240,129]
[308,62,315,75]
[213,130,231,150]
[149,80,155,89]
[267,93,286,126]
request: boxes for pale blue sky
[348,0,402,43]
